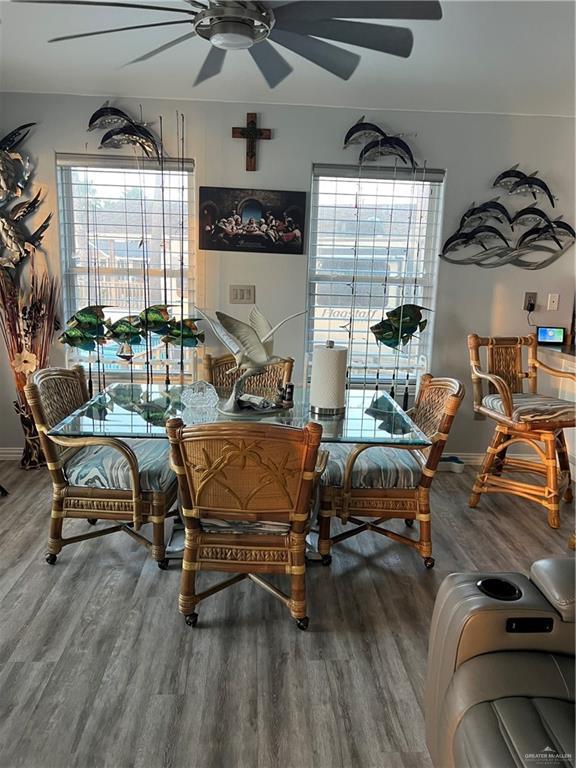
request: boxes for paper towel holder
[309,339,347,418]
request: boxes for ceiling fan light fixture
[209,20,256,50]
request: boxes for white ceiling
[1,1,574,116]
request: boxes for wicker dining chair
[202,352,293,399]
[25,366,178,568]
[468,334,575,528]
[166,419,323,629]
[318,375,464,569]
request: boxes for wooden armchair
[318,375,464,569]
[468,334,575,528]
[166,419,322,629]
[202,352,293,400]
[25,366,178,568]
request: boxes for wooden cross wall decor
[232,113,271,172]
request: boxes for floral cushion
[64,438,176,493]
[321,443,425,490]
[482,393,575,423]
[200,518,291,535]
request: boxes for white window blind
[57,154,194,376]
[307,164,445,398]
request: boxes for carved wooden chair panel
[167,420,322,629]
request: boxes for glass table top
[48,383,430,447]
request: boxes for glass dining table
[48,382,430,448]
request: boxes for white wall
[0,93,574,455]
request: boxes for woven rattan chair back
[411,375,464,447]
[167,421,321,525]
[25,365,89,463]
[202,353,293,399]
[468,334,537,406]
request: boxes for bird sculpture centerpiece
[197,305,304,414]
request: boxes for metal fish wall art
[344,118,419,169]
[441,165,574,270]
[492,165,531,191]
[343,117,386,147]
[370,304,430,349]
[509,175,556,207]
[60,304,204,358]
[88,103,135,132]
[87,102,162,160]
[359,135,417,169]
[459,199,514,230]
[511,206,553,228]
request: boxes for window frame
[305,163,446,392]
[56,152,196,381]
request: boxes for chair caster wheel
[157,558,169,570]
[45,553,57,565]
[424,557,435,569]
[296,617,309,631]
[87,518,97,526]
[404,519,414,528]
[321,555,332,566]
[185,613,198,627]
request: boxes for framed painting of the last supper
[199,186,306,255]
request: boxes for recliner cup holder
[476,577,523,601]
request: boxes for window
[306,164,445,399]
[57,154,194,377]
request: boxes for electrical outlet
[523,292,537,311]
[547,293,560,311]
[229,284,255,304]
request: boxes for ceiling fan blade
[12,0,196,15]
[275,19,414,58]
[125,31,197,65]
[274,1,442,22]
[269,29,359,80]
[248,40,293,88]
[49,19,192,43]
[194,46,227,85]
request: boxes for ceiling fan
[14,0,442,88]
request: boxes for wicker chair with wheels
[25,366,178,568]
[202,352,293,400]
[318,375,464,569]
[468,334,575,528]
[166,419,323,629]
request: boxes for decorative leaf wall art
[439,168,574,269]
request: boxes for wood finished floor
[0,461,573,768]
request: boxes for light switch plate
[230,284,256,304]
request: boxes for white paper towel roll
[309,341,348,414]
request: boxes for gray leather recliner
[425,557,575,768]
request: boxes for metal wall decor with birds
[14,0,442,89]
[439,166,575,270]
